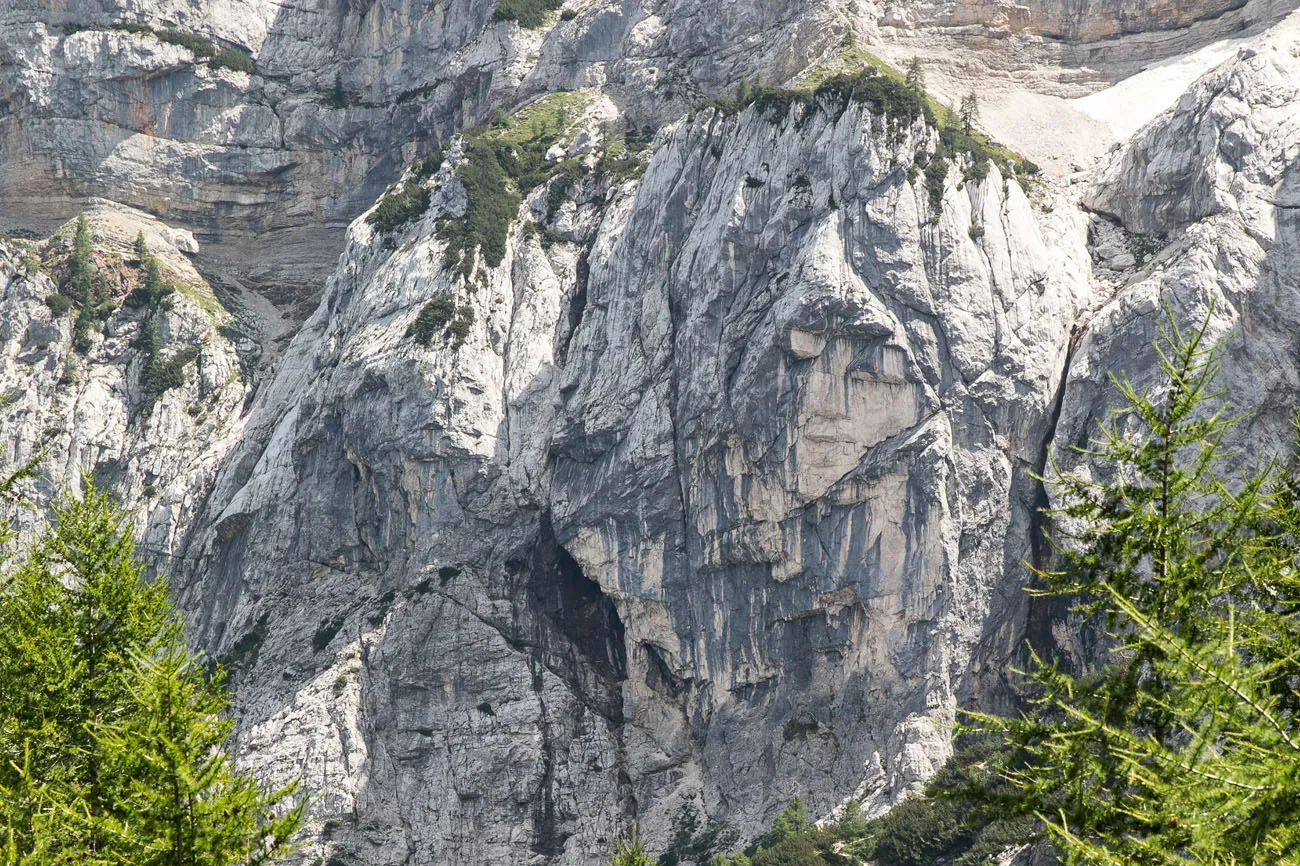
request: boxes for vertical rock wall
[168,95,1092,863]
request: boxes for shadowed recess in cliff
[508,513,631,857]
[509,513,628,714]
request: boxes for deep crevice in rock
[1024,321,1085,670]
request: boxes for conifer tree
[766,796,811,846]
[970,309,1300,864]
[959,91,979,133]
[328,73,348,109]
[838,798,868,837]
[66,214,94,305]
[0,485,303,864]
[905,57,926,94]
[93,647,304,866]
[608,829,653,866]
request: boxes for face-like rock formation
[156,86,1093,861]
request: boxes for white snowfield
[1075,8,1300,140]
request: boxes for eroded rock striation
[2,0,1300,864]
[163,87,1092,863]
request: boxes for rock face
[167,92,1092,863]
[3,0,1288,307]
[0,201,249,554]
[1058,17,1300,500]
[0,0,846,304]
[879,0,1282,40]
[2,0,1300,865]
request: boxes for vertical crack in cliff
[528,652,567,858]
[556,246,591,365]
[1024,322,1086,666]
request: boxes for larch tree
[0,485,304,864]
[971,309,1300,865]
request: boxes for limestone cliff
[1,1,1299,865]
[1059,15,1300,513]
[3,0,1288,304]
[0,201,249,556]
[161,85,1093,862]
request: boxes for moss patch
[437,92,589,280]
[493,0,563,29]
[408,297,475,350]
[366,148,445,238]
[106,24,258,75]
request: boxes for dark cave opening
[513,513,630,857]
[524,513,628,688]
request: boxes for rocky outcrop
[878,0,1286,41]
[4,0,1289,314]
[0,201,248,556]
[165,87,1092,863]
[2,1,1300,865]
[1057,17,1300,486]
[0,0,846,306]
[0,0,497,306]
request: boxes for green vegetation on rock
[610,830,655,866]
[408,296,474,350]
[366,148,444,238]
[493,0,563,29]
[692,61,1039,221]
[966,310,1300,863]
[66,213,94,306]
[61,214,116,354]
[143,345,200,393]
[125,243,176,310]
[209,47,256,75]
[367,181,432,237]
[83,23,258,75]
[437,92,587,280]
[437,138,520,277]
[155,27,220,56]
[123,236,197,395]
[698,70,927,132]
[792,50,1038,216]
[595,120,654,181]
[43,294,72,316]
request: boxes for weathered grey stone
[1060,15,1300,496]
[156,91,1094,863]
[1,3,1299,866]
[0,202,249,558]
